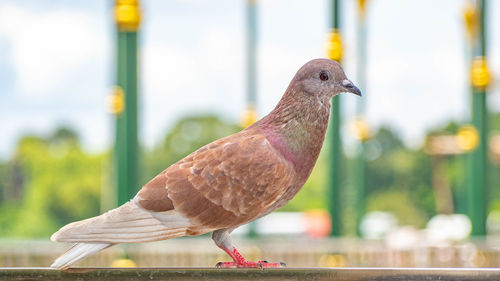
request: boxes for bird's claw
[258,260,286,268]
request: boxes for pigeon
[50,58,361,269]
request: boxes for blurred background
[1,0,500,268]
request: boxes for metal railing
[1,237,500,268]
[2,267,500,281]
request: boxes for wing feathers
[51,242,111,270]
[135,172,174,212]
[51,201,193,243]
[162,132,295,229]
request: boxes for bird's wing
[135,131,296,231]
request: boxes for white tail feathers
[51,201,190,244]
[51,243,111,270]
[50,200,198,269]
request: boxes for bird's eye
[319,71,329,81]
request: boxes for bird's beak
[341,79,362,96]
[349,84,362,96]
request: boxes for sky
[0,0,499,159]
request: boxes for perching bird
[51,58,361,269]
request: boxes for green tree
[364,126,435,227]
[0,129,104,238]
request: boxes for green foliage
[0,129,103,238]
[364,126,435,225]
[0,162,5,202]
[365,189,428,227]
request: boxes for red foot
[216,260,286,268]
[215,247,286,269]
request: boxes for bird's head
[294,58,361,100]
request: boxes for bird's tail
[51,242,111,270]
[50,200,193,269]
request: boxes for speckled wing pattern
[136,129,296,232]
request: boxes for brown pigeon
[50,58,361,269]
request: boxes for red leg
[212,229,286,269]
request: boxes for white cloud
[0,4,108,97]
[201,29,243,74]
[140,28,246,146]
[142,44,200,99]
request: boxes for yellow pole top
[111,258,137,267]
[463,0,477,44]
[115,0,141,31]
[357,0,368,19]
[241,105,258,128]
[457,125,479,152]
[471,56,491,90]
[350,117,371,141]
[327,29,343,62]
[109,86,125,115]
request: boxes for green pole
[327,0,343,237]
[466,0,488,236]
[353,0,367,236]
[353,141,365,236]
[113,0,141,207]
[246,0,258,238]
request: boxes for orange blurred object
[305,210,332,238]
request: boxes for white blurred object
[360,211,398,239]
[232,212,306,236]
[256,212,307,235]
[487,210,500,235]
[385,226,421,250]
[426,214,471,243]
[232,211,331,237]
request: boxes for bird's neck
[258,88,331,180]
